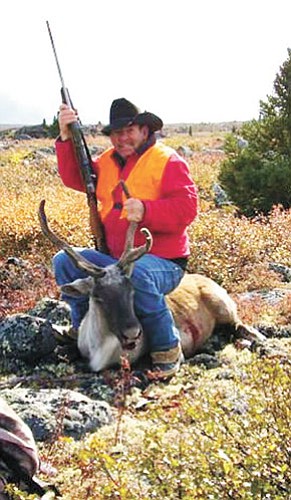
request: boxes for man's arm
[55,104,88,191]
[55,138,87,192]
[141,155,198,233]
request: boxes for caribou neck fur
[39,199,151,371]
[38,199,266,373]
[61,267,147,371]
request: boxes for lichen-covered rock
[188,353,221,369]
[0,314,58,365]
[14,125,48,139]
[0,388,112,441]
[255,337,291,359]
[269,263,291,282]
[28,298,71,325]
[256,324,291,338]
[239,287,291,305]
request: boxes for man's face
[110,124,149,159]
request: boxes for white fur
[73,273,265,372]
[78,298,146,372]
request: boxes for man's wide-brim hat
[102,98,163,136]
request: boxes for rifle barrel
[46,21,108,253]
[46,21,70,103]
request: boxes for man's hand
[124,198,145,222]
[58,104,78,141]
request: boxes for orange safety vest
[97,142,174,220]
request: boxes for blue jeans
[52,249,184,352]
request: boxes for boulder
[0,389,112,441]
[14,125,48,139]
[0,314,59,369]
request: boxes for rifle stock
[47,21,108,253]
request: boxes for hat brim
[102,112,163,136]
[101,117,134,136]
[133,112,163,133]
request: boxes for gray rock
[176,145,193,158]
[28,297,71,326]
[37,147,55,155]
[14,125,48,139]
[5,256,28,267]
[0,389,112,441]
[14,133,32,140]
[237,137,249,148]
[188,353,221,369]
[0,141,11,150]
[0,314,58,365]
[89,145,105,156]
[255,324,291,338]
[239,288,291,305]
[255,338,291,359]
[212,182,232,207]
[269,262,291,282]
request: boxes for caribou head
[38,200,152,350]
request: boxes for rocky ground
[0,136,290,497]
[0,286,290,444]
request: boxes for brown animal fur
[167,273,262,358]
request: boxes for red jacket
[55,138,198,259]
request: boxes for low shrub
[38,357,290,499]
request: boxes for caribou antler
[118,180,153,269]
[39,199,152,277]
[38,200,105,277]
[118,222,153,270]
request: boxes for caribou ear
[61,277,94,297]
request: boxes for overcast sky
[1,0,291,125]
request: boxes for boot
[149,343,183,380]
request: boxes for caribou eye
[92,286,104,301]
[93,296,104,304]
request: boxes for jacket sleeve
[142,154,198,233]
[55,138,98,192]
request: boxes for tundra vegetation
[0,131,290,499]
[0,123,291,496]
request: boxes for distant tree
[48,115,60,138]
[189,125,192,136]
[219,48,291,216]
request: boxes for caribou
[39,200,265,372]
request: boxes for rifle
[46,21,108,253]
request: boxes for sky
[1,0,291,125]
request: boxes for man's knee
[52,249,84,285]
[52,250,68,272]
[131,261,152,288]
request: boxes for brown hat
[102,98,163,136]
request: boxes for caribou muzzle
[38,198,153,362]
[120,326,143,350]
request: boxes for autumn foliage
[0,135,290,321]
[0,135,290,498]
